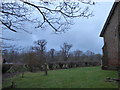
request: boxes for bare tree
[85,50,95,56]
[49,48,55,61]
[33,39,48,75]
[1,0,95,34]
[73,50,83,60]
[34,40,47,55]
[61,42,72,61]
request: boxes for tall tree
[34,40,47,55]
[73,50,83,60]
[33,39,48,75]
[61,42,72,61]
[49,48,55,61]
[85,50,95,56]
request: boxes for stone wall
[102,2,120,69]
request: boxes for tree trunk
[44,63,48,76]
[22,72,24,78]
[11,81,16,88]
[118,68,120,89]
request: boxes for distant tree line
[2,40,101,73]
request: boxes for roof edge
[100,2,118,37]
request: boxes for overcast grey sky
[3,1,114,54]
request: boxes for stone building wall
[102,3,120,69]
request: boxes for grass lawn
[3,66,118,88]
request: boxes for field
[3,66,118,88]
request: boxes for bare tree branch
[1,0,95,33]
[0,20,17,32]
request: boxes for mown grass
[2,66,118,88]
